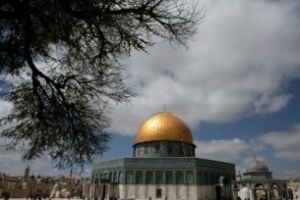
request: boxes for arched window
[156,171,163,184]
[176,171,184,184]
[94,177,99,184]
[126,171,133,184]
[109,172,113,182]
[187,171,194,184]
[146,171,153,184]
[114,172,118,183]
[203,172,208,184]
[254,183,266,200]
[197,171,202,184]
[271,183,279,199]
[136,171,143,184]
[118,172,123,183]
[166,171,173,184]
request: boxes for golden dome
[135,111,194,145]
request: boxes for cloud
[110,0,300,135]
[0,138,78,176]
[258,124,300,162]
[194,138,250,163]
[0,100,12,118]
[1,0,300,178]
[248,139,265,152]
[285,169,300,178]
[193,138,274,175]
[193,136,300,178]
[274,151,300,161]
[258,124,300,150]
[0,149,77,176]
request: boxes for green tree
[0,0,202,169]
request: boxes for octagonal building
[89,110,236,200]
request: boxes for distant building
[287,179,300,200]
[89,109,236,200]
[234,158,289,200]
[0,166,88,198]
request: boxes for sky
[1,0,300,179]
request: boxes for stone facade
[287,180,300,200]
[90,157,235,200]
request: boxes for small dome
[135,111,194,145]
[246,158,269,173]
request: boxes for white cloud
[0,100,12,118]
[1,0,300,177]
[193,138,274,175]
[249,139,265,152]
[257,124,300,163]
[0,151,22,162]
[110,0,300,135]
[274,151,300,161]
[0,149,77,176]
[194,138,250,163]
[285,169,300,178]
[258,124,300,150]
[193,136,298,177]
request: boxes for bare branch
[0,0,202,170]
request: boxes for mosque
[235,158,291,200]
[89,109,236,200]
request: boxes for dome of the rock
[135,111,194,145]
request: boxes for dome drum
[134,141,195,157]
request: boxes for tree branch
[0,0,23,19]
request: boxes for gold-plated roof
[135,111,194,145]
